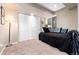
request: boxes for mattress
[2,39,68,55]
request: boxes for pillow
[60,28,68,33]
[54,28,60,32]
[59,28,62,33]
[42,27,50,33]
[49,28,60,32]
[49,28,55,32]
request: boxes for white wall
[55,7,77,30]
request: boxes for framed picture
[0,6,5,25]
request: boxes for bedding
[2,39,68,55]
[39,32,70,53]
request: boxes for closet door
[19,14,40,41]
[19,14,29,41]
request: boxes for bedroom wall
[55,7,78,30]
[0,3,54,46]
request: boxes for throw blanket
[68,30,79,55]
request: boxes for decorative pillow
[49,28,60,32]
[49,28,55,32]
[60,28,68,33]
[54,28,60,32]
[59,28,62,33]
[42,27,50,33]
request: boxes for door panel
[19,14,40,41]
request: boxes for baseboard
[0,43,5,55]
[0,46,5,55]
[12,42,18,45]
[0,44,4,47]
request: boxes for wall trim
[12,42,18,45]
[0,47,5,55]
[0,44,4,47]
[0,43,5,55]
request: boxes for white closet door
[19,14,40,41]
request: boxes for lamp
[6,16,13,47]
[0,6,5,25]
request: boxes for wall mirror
[47,16,57,28]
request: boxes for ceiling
[37,3,77,12]
[38,3,65,12]
[64,3,77,10]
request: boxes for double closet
[18,14,41,41]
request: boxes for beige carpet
[2,39,68,55]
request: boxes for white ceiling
[38,3,66,12]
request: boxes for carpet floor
[2,39,68,55]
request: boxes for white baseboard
[0,46,5,55]
[12,42,18,45]
[0,43,5,55]
[0,44,4,47]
